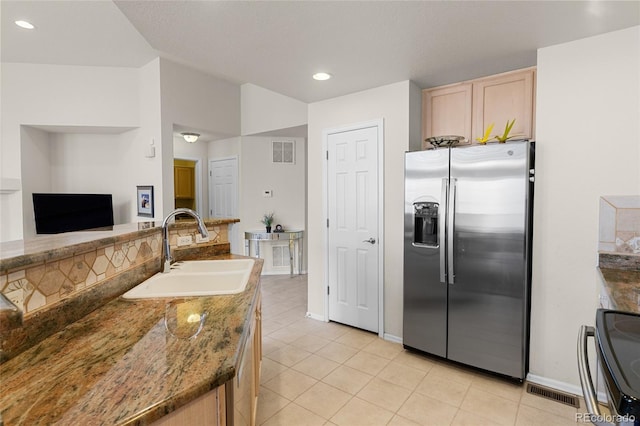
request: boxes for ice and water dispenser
[413,202,439,247]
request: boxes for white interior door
[209,157,238,218]
[327,125,380,333]
[209,157,239,251]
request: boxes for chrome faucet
[162,208,209,273]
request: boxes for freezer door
[447,141,531,379]
[403,149,449,357]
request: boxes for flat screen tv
[32,193,114,234]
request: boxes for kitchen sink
[122,259,254,299]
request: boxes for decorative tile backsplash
[1,234,161,314]
[1,224,227,315]
[599,195,640,254]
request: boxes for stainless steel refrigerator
[403,140,535,380]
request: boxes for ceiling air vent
[526,383,580,408]
[272,140,295,164]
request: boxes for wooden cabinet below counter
[422,67,536,150]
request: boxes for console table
[244,230,303,275]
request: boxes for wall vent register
[272,140,295,164]
[271,245,291,268]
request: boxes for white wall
[209,137,241,161]
[159,59,241,219]
[50,132,140,219]
[530,26,640,390]
[0,62,159,241]
[19,127,52,238]
[241,83,307,136]
[239,136,307,273]
[307,80,421,339]
[20,128,161,239]
[0,58,242,242]
[137,59,164,223]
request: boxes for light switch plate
[6,288,24,308]
[196,234,210,244]
[263,190,273,198]
[177,235,193,246]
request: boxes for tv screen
[32,193,114,234]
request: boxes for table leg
[288,239,294,276]
[254,240,260,259]
[298,238,303,275]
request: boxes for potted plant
[495,119,517,143]
[475,123,495,144]
[261,212,274,233]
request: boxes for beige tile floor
[258,274,587,426]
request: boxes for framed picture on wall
[137,185,154,218]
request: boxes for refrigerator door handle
[447,178,456,285]
[439,178,448,284]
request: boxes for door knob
[363,238,376,244]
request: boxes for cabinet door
[422,83,472,149]
[472,69,535,143]
[174,166,195,199]
[234,324,253,426]
[234,289,261,426]
[251,291,262,425]
[152,387,221,426]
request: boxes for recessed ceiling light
[15,20,35,30]
[313,72,332,81]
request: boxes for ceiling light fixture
[313,72,332,81]
[181,132,200,143]
[15,20,35,30]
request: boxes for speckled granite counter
[598,253,640,314]
[0,254,263,425]
[0,219,239,271]
[598,267,640,314]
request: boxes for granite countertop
[0,254,262,425]
[598,267,640,314]
[0,219,239,270]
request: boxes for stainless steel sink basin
[122,259,254,299]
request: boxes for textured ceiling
[2,1,639,103]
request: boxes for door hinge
[327,286,330,295]
[326,218,329,228]
[209,171,212,176]
[326,151,328,160]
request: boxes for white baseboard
[526,374,607,402]
[305,312,326,322]
[383,333,402,344]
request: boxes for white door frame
[174,156,203,217]
[322,119,385,338]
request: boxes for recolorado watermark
[576,413,636,423]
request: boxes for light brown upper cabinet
[422,83,472,150]
[472,68,535,144]
[422,67,536,149]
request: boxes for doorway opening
[173,158,197,220]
